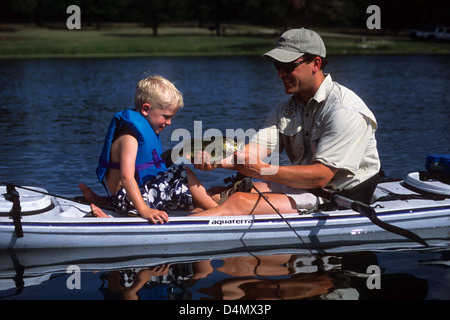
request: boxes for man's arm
[234,148,338,189]
[273,163,338,189]
[193,141,337,189]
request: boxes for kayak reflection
[0,248,437,299]
[99,252,429,300]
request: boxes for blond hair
[134,75,184,110]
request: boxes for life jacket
[96,109,167,189]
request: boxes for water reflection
[99,252,432,300]
[2,248,441,300]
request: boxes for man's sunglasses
[274,59,308,73]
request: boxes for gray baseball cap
[263,28,326,63]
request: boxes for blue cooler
[404,153,450,196]
[426,154,450,180]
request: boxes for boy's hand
[140,207,169,224]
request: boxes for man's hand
[234,150,271,178]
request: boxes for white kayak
[1,171,449,254]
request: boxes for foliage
[1,0,449,33]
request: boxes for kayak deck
[0,180,449,253]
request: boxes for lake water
[0,55,449,301]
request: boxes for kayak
[1,170,449,254]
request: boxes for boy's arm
[119,135,169,224]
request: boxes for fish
[161,137,244,167]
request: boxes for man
[191,28,381,216]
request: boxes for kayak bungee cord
[312,188,429,247]
[4,183,24,238]
[235,175,428,247]
[1,181,120,216]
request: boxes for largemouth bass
[161,137,244,167]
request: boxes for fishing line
[251,183,309,248]
[243,177,342,297]
[224,174,322,257]
[249,182,319,255]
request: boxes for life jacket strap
[98,149,166,190]
[98,149,165,172]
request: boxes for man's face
[274,58,313,95]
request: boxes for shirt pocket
[310,120,324,155]
[278,115,303,136]
[281,131,305,163]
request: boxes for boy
[83,75,217,223]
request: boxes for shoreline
[1,25,449,60]
[3,51,450,61]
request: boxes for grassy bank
[1,24,449,59]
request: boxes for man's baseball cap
[262,28,326,63]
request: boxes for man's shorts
[112,164,194,215]
[268,182,319,212]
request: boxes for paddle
[313,188,429,247]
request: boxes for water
[0,55,449,300]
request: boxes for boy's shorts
[112,164,194,215]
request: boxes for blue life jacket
[96,109,167,188]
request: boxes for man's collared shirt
[252,74,381,191]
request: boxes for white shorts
[268,182,319,211]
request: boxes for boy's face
[142,103,178,134]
